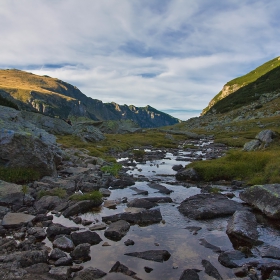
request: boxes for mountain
[0,69,180,128]
[202,56,280,115]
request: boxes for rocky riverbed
[1,138,280,280]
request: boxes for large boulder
[70,231,102,246]
[243,130,277,151]
[0,105,62,176]
[104,220,130,241]
[175,168,200,181]
[178,193,242,220]
[63,200,103,218]
[226,210,258,245]
[240,184,280,219]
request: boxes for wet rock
[72,216,82,224]
[186,226,202,235]
[110,177,135,189]
[49,266,71,280]
[34,195,62,212]
[240,184,280,219]
[125,250,171,262]
[81,219,92,226]
[33,213,53,223]
[259,245,280,260]
[109,261,141,279]
[148,182,172,194]
[71,231,102,246]
[144,266,153,273]
[130,186,148,195]
[102,208,162,225]
[47,223,79,239]
[144,196,173,203]
[260,262,280,280]
[232,266,249,277]
[55,256,73,267]
[226,210,258,245]
[99,188,111,197]
[178,193,241,219]
[202,260,222,280]
[89,224,107,231]
[63,200,103,218]
[103,200,117,209]
[27,227,47,240]
[80,182,99,193]
[127,198,158,209]
[104,220,130,241]
[49,248,67,260]
[2,212,35,228]
[218,250,247,268]
[172,164,183,171]
[75,267,107,279]
[53,236,75,251]
[70,243,91,262]
[175,168,200,181]
[18,249,48,268]
[179,269,200,280]
[124,239,135,246]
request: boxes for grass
[189,148,280,185]
[0,167,40,184]
[38,187,67,199]
[101,163,122,176]
[69,191,103,202]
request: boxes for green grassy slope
[202,56,280,115]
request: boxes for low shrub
[0,167,40,184]
[101,163,122,176]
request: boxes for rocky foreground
[1,106,280,279]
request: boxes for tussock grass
[38,187,67,199]
[101,164,122,176]
[0,167,40,184]
[69,191,103,202]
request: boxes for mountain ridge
[0,69,180,128]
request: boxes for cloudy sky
[1,0,280,120]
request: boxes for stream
[50,138,280,280]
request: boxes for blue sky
[1,0,280,120]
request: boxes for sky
[1,0,280,121]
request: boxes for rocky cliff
[0,69,180,128]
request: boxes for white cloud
[0,0,280,120]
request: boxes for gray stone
[63,200,102,218]
[226,210,258,245]
[130,186,148,195]
[109,261,139,278]
[240,184,280,219]
[47,223,79,239]
[259,245,280,260]
[202,259,222,280]
[147,182,172,194]
[76,267,107,279]
[127,198,158,209]
[49,248,67,260]
[2,212,35,228]
[218,250,246,268]
[48,266,71,280]
[176,167,200,181]
[243,139,261,151]
[89,224,107,231]
[102,208,162,225]
[104,220,130,241]
[18,250,48,268]
[34,195,62,212]
[54,256,73,267]
[179,269,200,280]
[71,231,102,246]
[70,243,91,262]
[99,188,111,197]
[178,193,242,220]
[125,250,171,262]
[53,236,75,251]
[27,227,47,240]
[256,129,276,144]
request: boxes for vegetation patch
[0,167,40,184]
[101,163,122,176]
[69,191,103,202]
[38,187,67,199]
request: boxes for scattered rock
[104,220,130,241]
[178,193,242,219]
[70,243,91,262]
[27,227,47,240]
[218,250,247,268]
[176,168,200,181]
[202,259,222,280]
[179,269,200,280]
[148,182,172,194]
[47,223,79,239]
[34,195,62,212]
[259,245,280,260]
[76,267,107,279]
[18,249,49,268]
[2,212,35,229]
[49,248,67,260]
[99,188,111,197]
[226,210,259,245]
[172,164,183,171]
[55,256,73,267]
[103,200,117,209]
[71,231,102,246]
[243,139,261,151]
[53,236,75,252]
[144,266,153,273]
[124,250,171,262]
[89,224,107,231]
[130,187,148,195]
[63,200,103,218]
[240,184,280,219]
[109,261,141,279]
[127,198,158,209]
[124,239,135,246]
[48,266,71,280]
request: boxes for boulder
[53,236,75,252]
[70,231,102,246]
[49,248,67,260]
[54,257,73,267]
[243,139,261,151]
[102,208,162,225]
[259,245,280,260]
[124,250,171,262]
[63,200,103,218]
[147,182,172,194]
[175,167,200,181]
[239,184,280,219]
[34,195,62,212]
[218,250,246,268]
[172,164,183,171]
[256,129,276,144]
[0,106,62,176]
[127,198,158,209]
[18,250,49,268]
[76,267,107,279]
[178,193,242,219]
[48,266,71,280]
[226,210,258,245]
[70,243,91,262]
[27,227,47,240]
[2,212,35,229]
[0,180,25,208]
[46,223,79,239]
[104,220,130,241]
